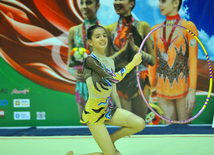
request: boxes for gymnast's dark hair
[87,25,106,40]
[130,0,135,10]
[177,0,183,11]
[96,0,100,4]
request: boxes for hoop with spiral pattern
[136,23,213,124]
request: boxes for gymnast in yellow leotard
[67,25,145,155]
[149,0,198,124]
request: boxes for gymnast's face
[159,0,179,16]
[88,28,108,52]
[113,0,134,17]
[79,0,100,20]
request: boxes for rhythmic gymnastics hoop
[137,23,213,124]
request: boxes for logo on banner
[37,112,46,120]
[0,100,8,106]
[13,99,30,108]
[11,89,29,95]
[0,88,8,94]
[14,112,30,120]
[0,110,5,117]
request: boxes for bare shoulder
[105,22,117,33]
[138,21,151,28]
[137,21,152,35]
[69,24,83,34]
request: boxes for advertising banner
[0,0,213,127]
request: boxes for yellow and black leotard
[80,52,134,124]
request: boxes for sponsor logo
[11,89,29,95]
[0,100,8,106]
[14,112,30,120]
[190,39,196,47]
[0,110,5,116]
[13,99,30,108]
[0,88,8,94]
[36,112,46,120]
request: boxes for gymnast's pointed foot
[66,150,74,155]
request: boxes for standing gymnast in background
[105,0,155,120]
[149,0,198,124]
[67,25,145,155]
[67,0,101,121]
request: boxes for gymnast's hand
[130,53,143,66]
[128,33,138,52]
[186,91,196,113]
[73,69,85,82]
[120,37,129,54]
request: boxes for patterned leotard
[105,15,153,99]
[80,52,134,124]
[68,18,100,104]
[149,15,198,99]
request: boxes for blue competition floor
[0,124,214,136]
